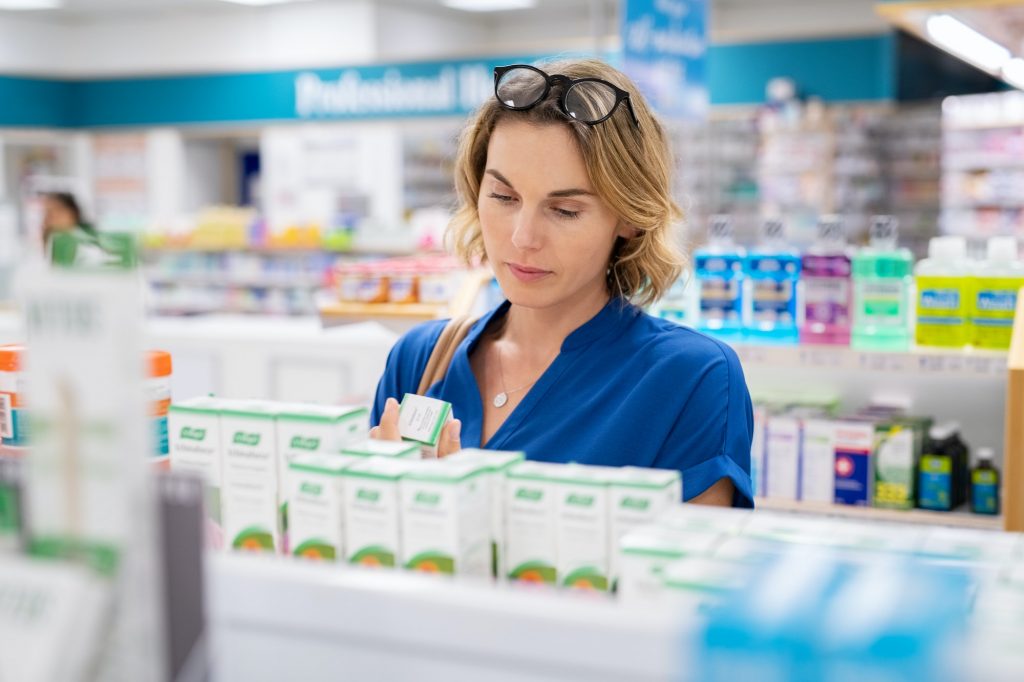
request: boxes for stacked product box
[219,401,281,553]
[168,396,226,547]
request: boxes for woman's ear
[616,223,639,240]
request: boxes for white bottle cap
[976,447,995,463]
[929,421,960,441]
[709,215,733,241]
[987,236,1019,263]
[928,236,967,261]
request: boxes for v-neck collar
[451,297,638,448]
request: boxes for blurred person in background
[371,58,754,508]
[41,191,96,256]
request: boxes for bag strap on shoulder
[416,315,478,396]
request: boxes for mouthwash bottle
[970,236,1024,350]
[800,215,852,346]
[695,215,745,342]
[743,218,800,344]
[970,447,1000,516]
[655,269,700,328]
[918,423,969,512]
[915,236,970,348]
[851,216,914,351]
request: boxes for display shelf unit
[755,497,1002,531]
[731,343,1007,378]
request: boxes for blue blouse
[371,298,754,507]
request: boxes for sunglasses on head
[493,64,640,128]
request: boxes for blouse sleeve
[370,320,447,427]
[651,340,755,508]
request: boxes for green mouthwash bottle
[915,236,970,348]
[852,216,914,351]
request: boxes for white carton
[220,400,281,553]
[398,393,452,458]
[605,466,681,586]
[552,465,611,592]
[441,448,526,579]
[341,457,420,568]
[341,438,421,459]
[656,504,752,536]
[275,403,369,496]
[504,461,561,585]
[168,396,224,532]
[765,415,801,500]
[400,459,492,577]
[287,453,354,562]
[800,419,836,503]
[617,526,723,604]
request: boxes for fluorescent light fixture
[1003,58,1024,90]
[218,0,311,6]
[0,0,62,9]
[926,14,1011,73]
[442,0,537,11]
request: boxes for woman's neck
[500,285,612,356]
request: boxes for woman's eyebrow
[485,169,593,198]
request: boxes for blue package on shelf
[744,218,801,345]
[695,215,746,341]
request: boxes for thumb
[438,419,461,458]
[377,397,402,441]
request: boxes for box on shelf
[220,401,281,554]
[606,466,681,585]
[833,421,876,506]
[341,438,421,459]
[287,453,353,561]
[765,415,801,500]
[504,461,561,585]
[341,457,421,568]
[617,525,722,603]
[873,417,931,511]
[551,465,612,592]
[399,459,491,577]
[800,419,837,504]
[168,396,225,544]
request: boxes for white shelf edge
[755,497,1003,531]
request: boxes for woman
[371,59,753,507]
[41,192,95,249]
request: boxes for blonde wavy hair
[446,57,684,308]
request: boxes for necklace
[492,343,541,409]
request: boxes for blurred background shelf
[756,497,1003,531]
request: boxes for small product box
[765,415,801,500]
[400,459,492,577]
[341,457,420,568]
[605,466,681,586]
[656,504,752,536]
[168,396,225,537]
[275,403,369,489]
[800,419,836,504]
[873,417,930,510]
[442,448,526,578]
[552,465,612,592]
[617,526,722,604]
[220,400,281,553]
[832,420,876,506]
[660,556,747,611]
[288,453,353,561]
[504,461,561,585]
[341,438,422,459]
[398,393,452,458]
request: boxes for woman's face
[42,198,77,231]
[477,119,631,312]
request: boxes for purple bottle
[800,215,852,346]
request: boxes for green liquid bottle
[970,448,1000,516]
[852,216,914,351]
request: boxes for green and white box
[552,465,612,592]
[288,453,354,562]
[168,396,224,532]
[618,526,722,604]
[656,504,752,536]
[220,400,280,554]
[341,438,421,459]
[442,448,526,579]
[275,403,369,493]
[400,459,492,577]
[398,393,452,458]
[606,466,681,584]
[505,461,561,585]
[800,419,836,504]
[341,457,420,568]
[766,415,801,500]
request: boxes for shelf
[731,343,1007,378]
[317,301,446,321]
[146,274,323,288]
[756,498,1003,530]
[943,157,1024,172]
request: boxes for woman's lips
[506,262,553,283]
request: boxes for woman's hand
[369,397,462,458]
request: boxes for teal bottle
[743,218,800,344]
[851,216,914,351]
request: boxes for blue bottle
[744,218,801,344]
[694,215,745,342]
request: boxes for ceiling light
[442,0,537,11]
[1003,58,1024,90]
[0,0,62,9]
[217,0,312,6]
[926,14,1011,73]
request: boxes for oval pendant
[493,392,508,408]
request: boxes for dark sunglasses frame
[493,64,640,128]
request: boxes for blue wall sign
[621,0,709,120]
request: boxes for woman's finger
[377,397,403,441]
[438,419,462,458]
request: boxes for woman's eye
[552,207,581,220]
[487,192,515,204]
